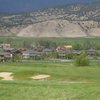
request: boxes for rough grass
[0,81,100,100]
[0,61,100,100]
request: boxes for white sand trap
[31,75,50,80]
[0,72,13,80]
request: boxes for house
[0,44,11,50]
[55,45,73,59]
[34,46,44,52]
[56,45,73,52]
[64,45,73,50]
[86,49,97,56]
[43,48,53,52]
[22,50,41,60]
[0,52,12,62]
[57,52,66,59]
[5,48,22,55]
[0,53,5,62]
[4,48,14,52]
[72,50,82,55]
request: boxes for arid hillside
[0,3,100,37]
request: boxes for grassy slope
[0,61,100,100]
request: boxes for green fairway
[0,61,100,100]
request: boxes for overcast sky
[0,0,99,13]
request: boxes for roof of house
[64,45,73,49]
[0,52,11,56]
[22,50,40,54]
[43,48,53,52]
[22,50,41,57]
[72,50,82,54]
[87,49,97,52]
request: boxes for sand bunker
[0,72,13,80]
[31,75,50,80]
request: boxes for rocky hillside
[0,3,100,37]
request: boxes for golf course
[0,61,100,100]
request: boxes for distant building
[72,50,82,55]
[56,45,73,52]
[0,52,12,62]
[43,48,53,52]
[22,50,41,60]
[0,44,11,50]
[86,49,97,56]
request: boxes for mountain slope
[17,20,86,37]
[0,3,100,37]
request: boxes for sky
[0,0,99,13]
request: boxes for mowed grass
[0,61,100,100]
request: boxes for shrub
[75,52,90,66]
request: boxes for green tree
[23,41,31,48]
[73,43,82,50]
[12,54,22,62]
[74,52,90,66]
[65,53,73,59]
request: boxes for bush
[75,52,90,66]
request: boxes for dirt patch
[0,72,13,80]
[31,75,50,80]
